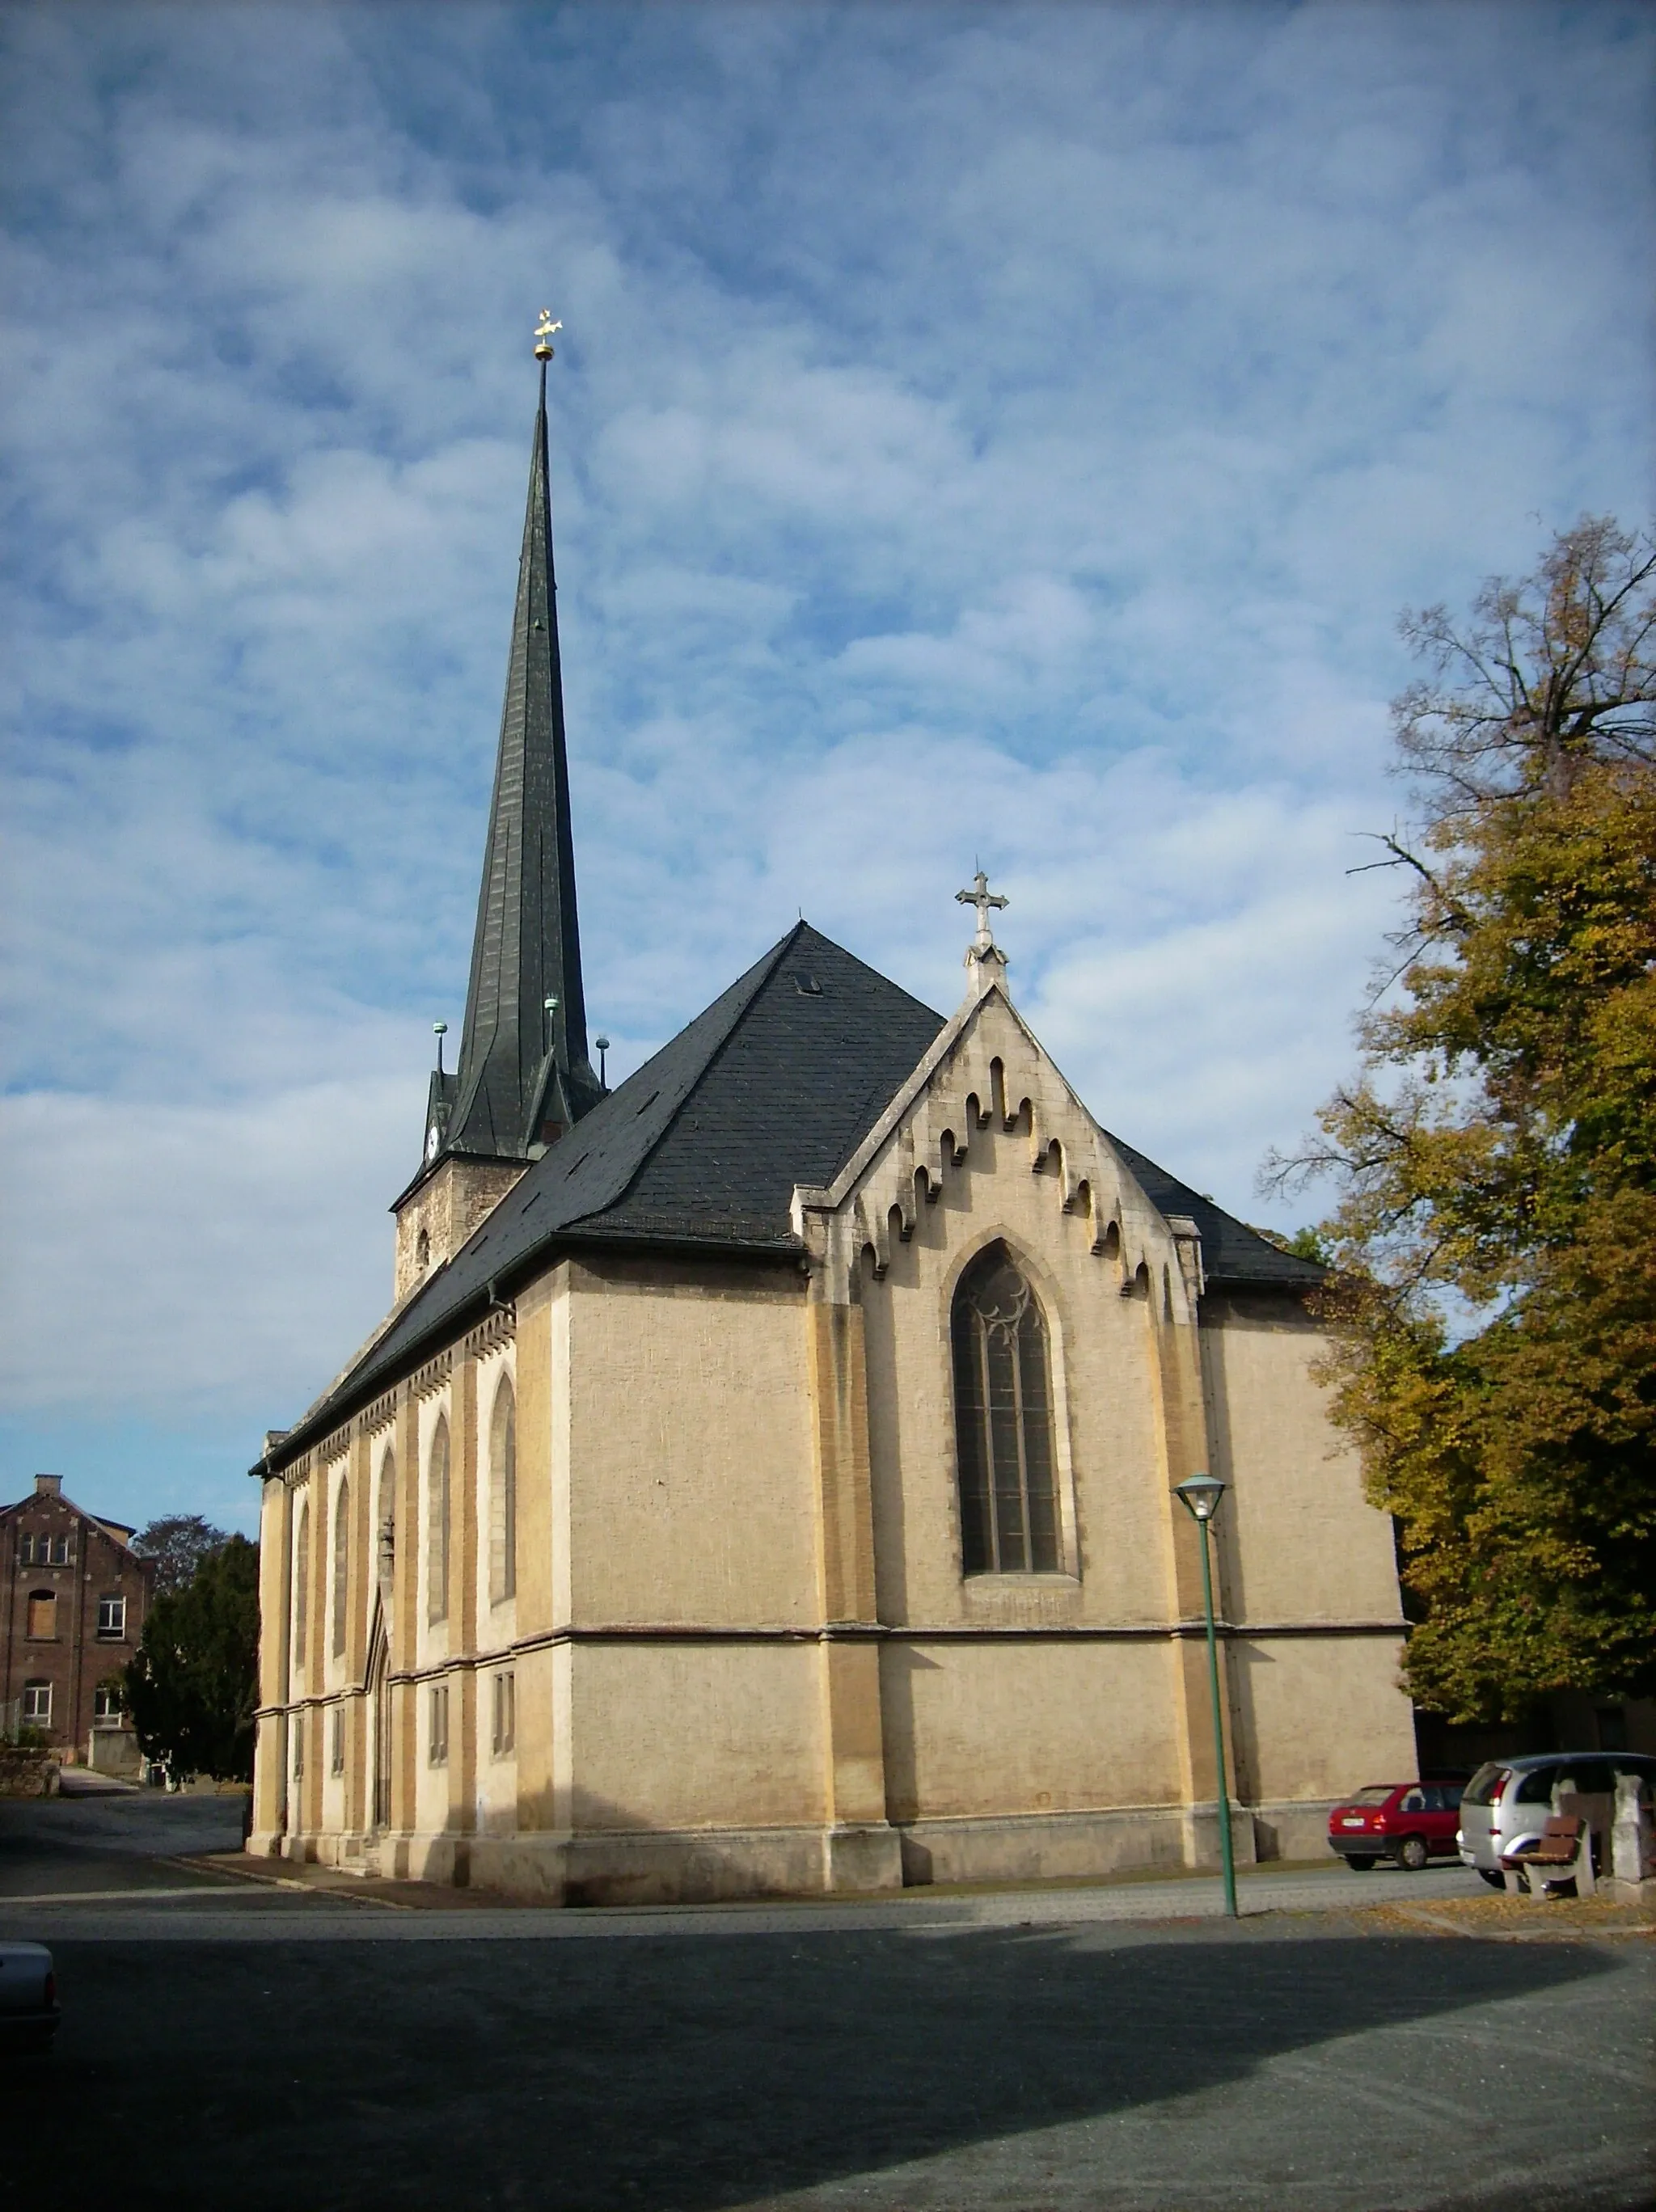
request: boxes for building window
[51,1534,70,1565]
[416,1226,431,1272]
[22,1682,51,1726]
[18,1532,38,1565]
[489,1375,517,1606]
[427,1416,451,1624]
[93,1682,124,1726]
[26,1590,57,1640]
[19,1533,70,1567]
[951,1243,1061,1576]
[96,1594,127,1640]
[293,1724,304,1780]
[294,1502,310,1673]
[377,1447,396,1587]
[492,1671,515,1757]
[429,1682,450,1767]
[332,1476,351,1659]
[330,1706,345,1776]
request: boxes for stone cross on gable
[957,868,1009,954]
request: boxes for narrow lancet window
[951,1243,1060,1575]
[294,1503,310,1672]
[427,1416,451,1623]
[489,1375,517,1605]
[332,1478,350,1658]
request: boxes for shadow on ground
[0,1919,1635,2211]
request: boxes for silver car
[1457,1750,1656,1887]
[0,1943,58,2053]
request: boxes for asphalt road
[1,1789,1649,2212]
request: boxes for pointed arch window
[376,1446,396,1591]
[427,1415,451,1624]
[489,1374,517,1606]
[951,1243,1061,1576]
[332,1477,350,1658]
[294,1502,310,1673]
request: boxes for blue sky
[2,2,1651,1538]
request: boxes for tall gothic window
[427,1416,451,1624]
[489,1375,517,1606]
[377,1446,396,1590]
[294,1502,310,1672]
[332,1477,350,1658]
[951,1243,1060,1576]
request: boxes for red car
[1327,1779,1466,1870]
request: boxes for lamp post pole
[1175,1472,1238,1919]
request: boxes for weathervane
[534,308,561,361]
[956,867,1008,955]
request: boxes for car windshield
[1348,1787,1396,1805]
[1464,1763,1510,1805]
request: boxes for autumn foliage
[1268,518,1656,1723]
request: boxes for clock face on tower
[425,1123,440,1163]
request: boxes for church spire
[433,314,601,1168]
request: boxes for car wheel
[1396,1836,1430,1871]
[1476,1868,1506,1889]
[1346,1855,1377,1870]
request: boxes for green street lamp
[1175,1471,1238,1919]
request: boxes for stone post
[1610,1772,1655,1897]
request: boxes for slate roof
[262,921,1319,1470]
[1107,1139,1324,1292]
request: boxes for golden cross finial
[534,308,562,361]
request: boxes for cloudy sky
[2,2,1650,1537]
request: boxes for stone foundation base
[259,1798,1344,1902]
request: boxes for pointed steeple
[429,322,601,1171]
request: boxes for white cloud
[0,2,1650,1509]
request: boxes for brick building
[2,1475,155,1773]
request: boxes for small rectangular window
[429,1683,450,1767]
[22,1682,51,1725]
[50,1534,70,1566]
[492,1672,515,1757]
[96,1594,127,1640]
[19,1533,36,1565]
[330,1707,345,1776]
[293,1725,305,1779]
[93,1684,123,1724]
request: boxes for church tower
[393,314,602,1300]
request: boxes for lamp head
[1174,1471,1227,1523]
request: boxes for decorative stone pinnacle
[534,308,561,361]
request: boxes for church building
[250,327,1417,1901]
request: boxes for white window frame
[96,1594,127,1640]
[22,1682,51,1725]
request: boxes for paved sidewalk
[0,1852,1485,1940]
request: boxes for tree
[1265,516,1656,1724]
[135,1513,232,1599]
[123,1534,260,1780]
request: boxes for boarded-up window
[26,1590,56,1640]
[489,1376,517,1606]
[951,1243,1060,1576]
[427,1416,450,1623]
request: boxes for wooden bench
[1501,1814,1596,1898]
